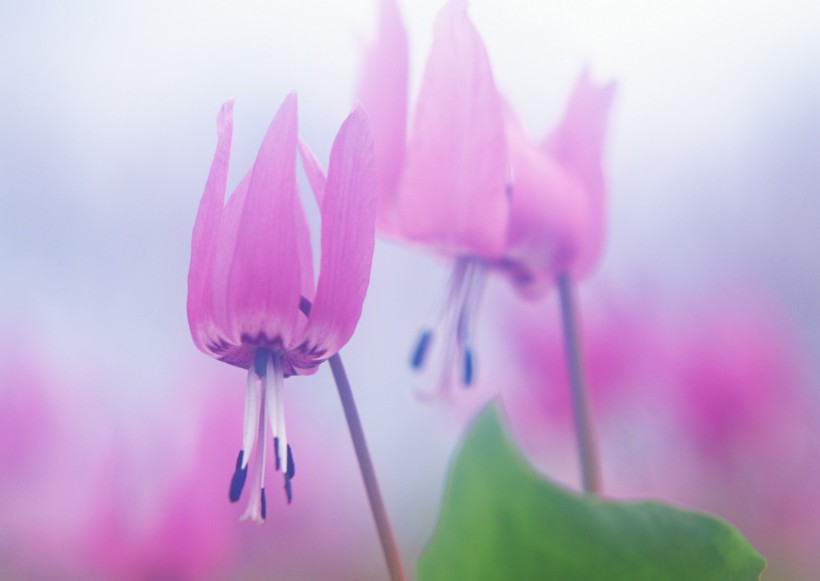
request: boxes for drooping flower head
[359,0,506,394]
[501,71,616,298]
[187,93,377,522]
[358,0,615,393]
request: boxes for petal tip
[217,99,235,135]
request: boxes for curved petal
[397,0,508,259]
[201,162,315,370]
[211,171,250,334]
[207,171,254,366]
[357,0,408,233]
[225,93,304,348]
[187,100,233,354]
[543,69,616,276]
[292,180,316,305]
[298,137,326,208]
[501,114,588,299]
[297,105,377,359]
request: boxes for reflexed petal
[226,93,304,347]
[298,138,326,208]
[397,0,508,258]
[188,100,233,353]
[543,69,616,276]
[357,0,408,232]
[299,106,377,358]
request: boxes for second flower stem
[556,273,602,495]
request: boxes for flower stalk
[556,273,602,495]
[330,353,407,581]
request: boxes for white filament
[240,357,270,524]
[272,351,288,472]
[240,365,259,469]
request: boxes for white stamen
[272,351,288,471]
[457,259,488,352]
[240,362,269,524]
[240,365,260,469]
[415,257,489,396]
[267,355,279,450]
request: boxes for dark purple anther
[261,488,267,519]
[274,436,281,470]
[229,450,247,502]
[462,348,474,386]
[411,330,433,369]
[286,444,295,479]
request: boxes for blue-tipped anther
[274,436,281,471]
[411,330,433,369]
[260,488,267,520]
[462,348,474,386]
[286,444,295,479]
[254,348,269,378]
[229,450,247,502]
[284,476,293,504]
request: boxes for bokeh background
[2,0,819,578]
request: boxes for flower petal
[397,0,508,258]
[212,170,250,336]
[292,178,316,305]
[298,105,377,358]
[501,113,588,298]
[357,0,408,233]
[187,100,233,354]
[225,93,304,347]
[543,69,616,276]
[298,138,326,208]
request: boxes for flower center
[411,256,487,393]
[228,347,296,523]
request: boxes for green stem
[556,273,602,495]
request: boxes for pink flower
[82,369,383,580]
[502,72,616,298]
[494,287,820,577]
[358,0,615,391]
[187,93,377,523]
[359,0,506,393]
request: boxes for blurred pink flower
[0,343,56,484]
[0,334,105,578]
[84,439,238,581]
[359,0,506,393]
[0,340,64,577]
[358,0,614,391]
[498,287,659,441]
[81,369,381,580]
[661,298,820,575]
[493,285,820,577]
[501,72,616,298]
[187,94,377,522]
[669,300,801,464]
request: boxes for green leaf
[418,404,766,581]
